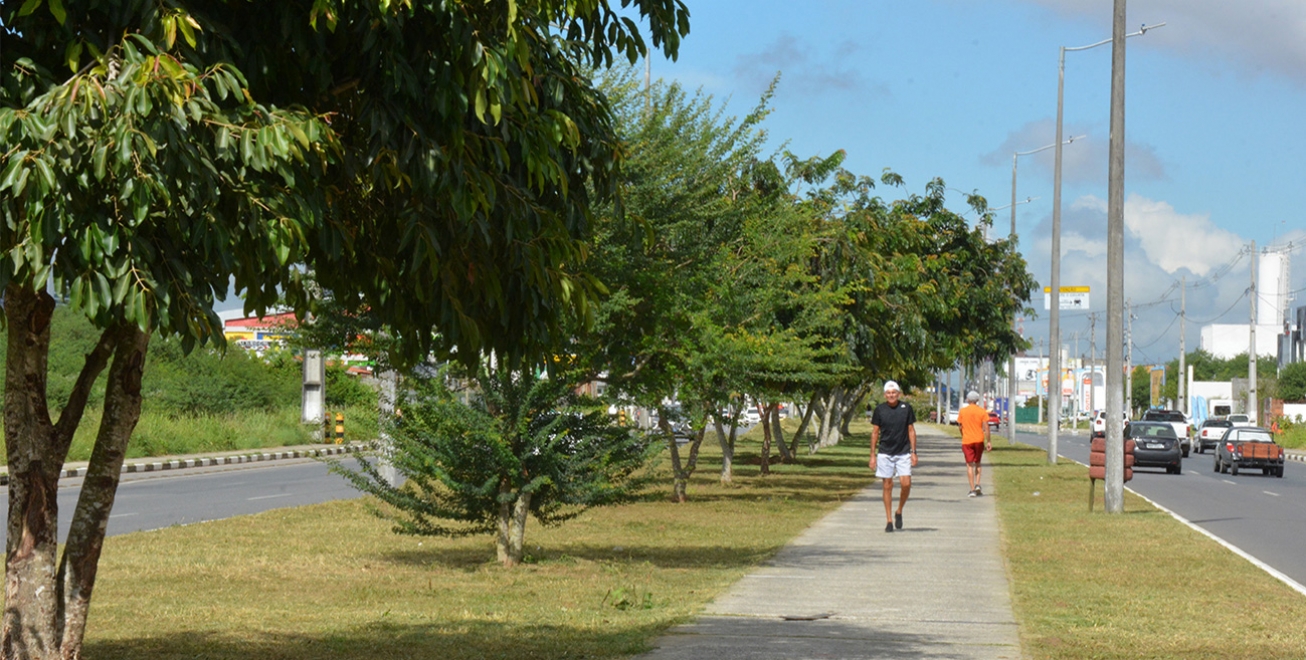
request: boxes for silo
[1257,250,1289,327]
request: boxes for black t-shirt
[872,401,916,456]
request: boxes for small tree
[334,364,654,566]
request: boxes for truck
[1141,409,1192,457]
[1213,426,1285,477]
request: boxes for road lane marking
[110,512,138,518]
[246,493,293,501]
[1264,491,1280,497]
[1222,480,1236,485]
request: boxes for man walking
[956,391,992,497]
[870,380,917,532]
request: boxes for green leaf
[65,40,83,73]
[17,0,42,18]
[47,0,66,25]
[92,144,108,180]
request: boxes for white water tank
[1257,250,1289,327]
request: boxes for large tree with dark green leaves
[0,1,688,656]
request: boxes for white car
[742,408,762,425]
[1091,411,1128,438]
[947,409,960,425]
[1227,413,1253,427]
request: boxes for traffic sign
[1043,286,1090,310]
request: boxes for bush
[1277,362,1306,402]
[142,338,301,416]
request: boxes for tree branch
[52,325,118,453]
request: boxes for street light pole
[1008,138,1079,446]
[1049,20,1165,466]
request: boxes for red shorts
[962,443,985,464]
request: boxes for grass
[991,436,1306,659]
[80,420,876,659]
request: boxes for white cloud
[1021,0,1306,86]
[733,34,885,97]
[1122,194,1242,277]
[982,119,1166,185]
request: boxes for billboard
[1150,365,1166,409]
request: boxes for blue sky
[649,0,1306,366]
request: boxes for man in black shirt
[871,380,917,532]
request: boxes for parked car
[1195,418,1233,454]
[1141,409,1191,457]
[1214,426,1285,477]
[1091,410,1129,438]
[947,409,960,425]
[1127,421,1183,474]
[1227,413,1253,427]
[987,410,1002,430]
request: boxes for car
[1227,413,1253,427]
[1127,421,1183,474]
[1214,426,1285,477]
[1091,410,1129,438]
[947,409,960,425]
[1194,418,1233,454]
[742,408,762,425]
[987,410,1002,430]
[1141,409,1191,457]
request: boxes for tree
[333,364,653,566]
[0,2,688,656]
[1278,362,1306,402]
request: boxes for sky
[647,0,1306,368]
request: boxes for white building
[1199,323,1283,359]
[1198,248,1292,360]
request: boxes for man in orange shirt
[956,391,992,497]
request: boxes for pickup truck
[1213,426,1285,477]
[1141,409,1191,457]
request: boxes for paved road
[1015,428,1306,587]
[0,457,365,541]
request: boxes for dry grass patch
[82,422,876,659]
[992,438,1306,659]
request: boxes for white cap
[967,391,980,402]
[883,380,901,392]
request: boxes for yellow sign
[1042,286,1091,293]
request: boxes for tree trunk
[773,405,793,464]
[789,392,819,457]
[495,487,531,567]
[814,388,843,450]
[2,289,61,660]
[758,403,776,476]
[839,384,868,436]
[56,325,149,655]
[661,411,705,503]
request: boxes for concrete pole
[1250,241,1259,424]
[1179,276,1186,415]
[1090,313,1097,416]
[1037,339,1044,425]
[1104,0,1128,513]
[1126,299,1134,416]
[1048,44,1066,465]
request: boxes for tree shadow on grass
[380,540,781,571]
[86,619,671,660]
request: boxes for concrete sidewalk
[637,425,1021,659]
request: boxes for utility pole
[1103,0,1127,513]
[1090,312,1098,416]
[1037,339,1045,425]
[1249,241,1259,424]
[1178,276,1186,415]
[1125,299,1134,416]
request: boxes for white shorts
[876,453,912,479]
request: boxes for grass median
[991,437,1306,659]
[82,421,876,659]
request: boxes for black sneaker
[885,522,894,533]
[974,486,983,497]
[894,512,903,530]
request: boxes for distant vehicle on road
[1092,410,1128,438]
[1141,409,1191,457]
[1195,418,1233,454]
[947,409,960,425]
[1214,426,1285,477]
[742,408,762,425]
[1127,421,1183,475]
[987,410,1001,430]
[1227,413,1253,427]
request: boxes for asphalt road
[0,457,366,541]
[1015,428,1306,588]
